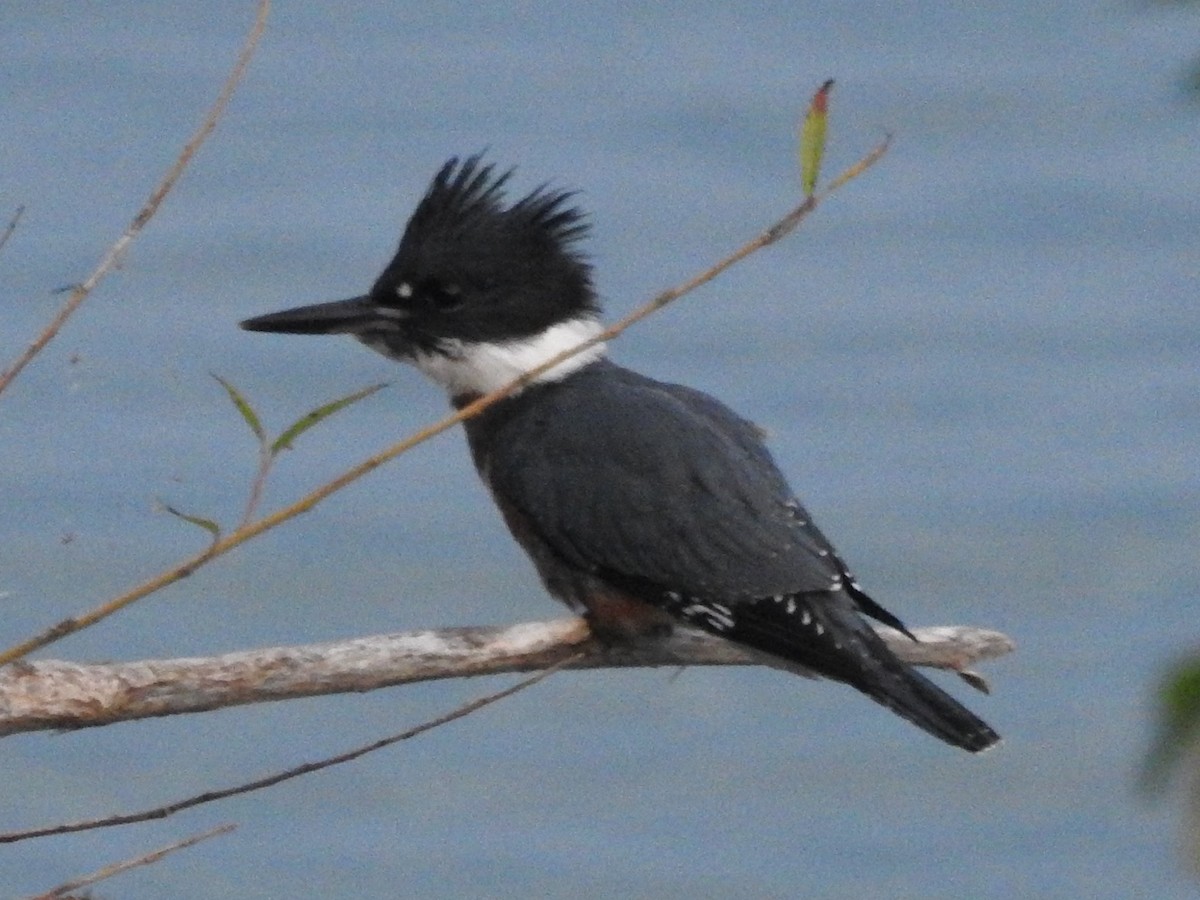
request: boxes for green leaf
[270,382,389,455]
[160,500,222,540]
[799,79,834,197]
[212,373,265,444]
[1142,655,1200,791]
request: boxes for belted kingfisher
[242,155,999,753]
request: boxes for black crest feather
[402,154,589,261]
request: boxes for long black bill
[240,295,376,335]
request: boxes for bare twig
[0,137,889,668]
[0,205,25,258]
[0,0,270,399]
[240,439,274,527]
[1,658,576,844]
[0,618,1011,736]
[25,822,235,898]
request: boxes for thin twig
[825,133,891,193]
[239,440,273,528]
[1,656,577,844]
[25,823,236,899]
[0,137,889,669]
[0,205,25,258]
[0,0,270,400]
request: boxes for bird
[241,154,1000,753]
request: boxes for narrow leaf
[271,382,389,455]
[800,79,834,197]
[212,373,265,444]
[159,500,222,539]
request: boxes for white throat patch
[413,316,607,398]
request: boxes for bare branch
[0,618,1008,843]
[0,618,1012,737]
[25,823,235,898]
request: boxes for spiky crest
[400,154,589,264]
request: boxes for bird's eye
[427,281,464,312]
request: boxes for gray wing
[477,363,847,601]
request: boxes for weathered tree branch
[0,619,1012,737]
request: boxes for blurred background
[3,2,1198,897]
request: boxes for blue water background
[3,2,1199,897]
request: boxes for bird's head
[241,155,605,400]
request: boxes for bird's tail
[843,649,1000,753]
[689,591,1000,753]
